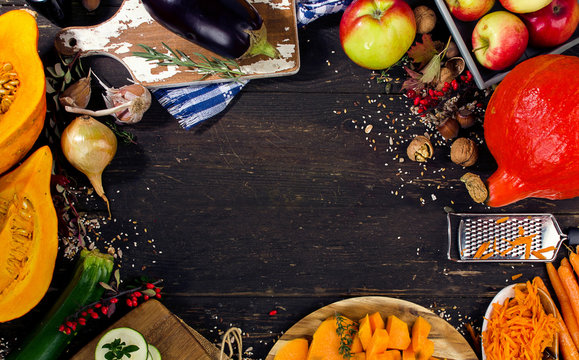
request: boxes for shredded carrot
[511,273,523,281]
[482,281,558,360]
[531,251,547,260]
[474,241,490,259]
[536,246,556,254]
[497,216,510,224]
[518,226,525,236]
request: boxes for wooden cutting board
[54,0,300,88]
[265,296,478,360]
[71,300,218,359]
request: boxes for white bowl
[481,283,558,360]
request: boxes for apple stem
[472,45,489,53]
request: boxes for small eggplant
[141,0,279,60]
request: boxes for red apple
[499,0,553,13]
[339,0,416,70]
[521,0,579,47]
[472,11,529,70]
[444,0,495,22]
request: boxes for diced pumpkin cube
[274,338,309,360]
[366,328,390,358]
[306,316,355,360]
[369,312,385,332]
[411,317,431,352]
[402,346,416,360]
[386,315,411,350]
[371,350,402,360]
[416,339,434,360]
[351,333,364,353]
[359,314,373,351]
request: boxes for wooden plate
[54,0,300,88]
[265,296,478,360]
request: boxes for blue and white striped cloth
[152,0,353,130]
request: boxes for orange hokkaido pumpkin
[484,54,579,207]
[0,146,58,322]
[0,10,46,176]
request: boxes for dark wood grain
[0,1,578,359]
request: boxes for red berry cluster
[406,70,474,116]
[58,282,162,335]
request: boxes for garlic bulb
[64,73,151,125]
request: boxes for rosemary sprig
[105,120,137,144]
[133,43,244,80]
[336,314,358,359]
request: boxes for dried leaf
[142,288,156,297]
[407,34,438,69]
[114,269,121,288]
[420,54,442,84]
[99,281,115,291]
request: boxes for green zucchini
[7,249,114,360]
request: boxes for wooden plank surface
[0,1,578,360]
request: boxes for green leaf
[64,70,72,84]
[123,345,139,353]
[54,63,65,77]
[114,269,121,287]
[99,281,115,291]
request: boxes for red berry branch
[58,278,163,335]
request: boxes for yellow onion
[61,115,117,218]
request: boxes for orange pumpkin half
[484,54,579,207]
[0,146,58,322]
[0,10,46,176]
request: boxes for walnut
[460,172,488,204]
[445,41,459,59]
[407,135,433,162]
[451,138,478,167]
[413,6,437,34]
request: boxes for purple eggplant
[141,0,279,59]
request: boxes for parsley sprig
[101,338,140,360]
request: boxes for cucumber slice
[147,344,162,360]
[95,327,149,360]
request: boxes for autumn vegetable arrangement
[274,313,434,360]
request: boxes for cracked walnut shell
[460,172,488,204]
[407,135,433,162]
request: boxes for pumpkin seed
[0,62,19,114]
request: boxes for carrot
[558,263,579,329]
[569,251,579,278]
[496,216,509,224]
[546,262,579,348]
[482,281,558,360]
[511,273,523,281]
[533,276,579,360]
[530,251,547,260]
[473,241,490,259]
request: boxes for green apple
[340,0,416,70]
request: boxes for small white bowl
[481,283,558,360]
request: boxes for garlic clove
[59,70,92,109]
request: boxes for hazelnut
[456,109,476,128]
[445,41,459,59]
[460,172,488,204]
[451,138,478,167]
[413,6,437,34]
[437,117,460,140]
[407,135,433,162]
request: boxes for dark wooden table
[1,1,578,359]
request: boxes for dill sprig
[336,314,358,359]
[133,43,244,80]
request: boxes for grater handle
[569,227,579,246]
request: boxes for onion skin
[61,115,117,218]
